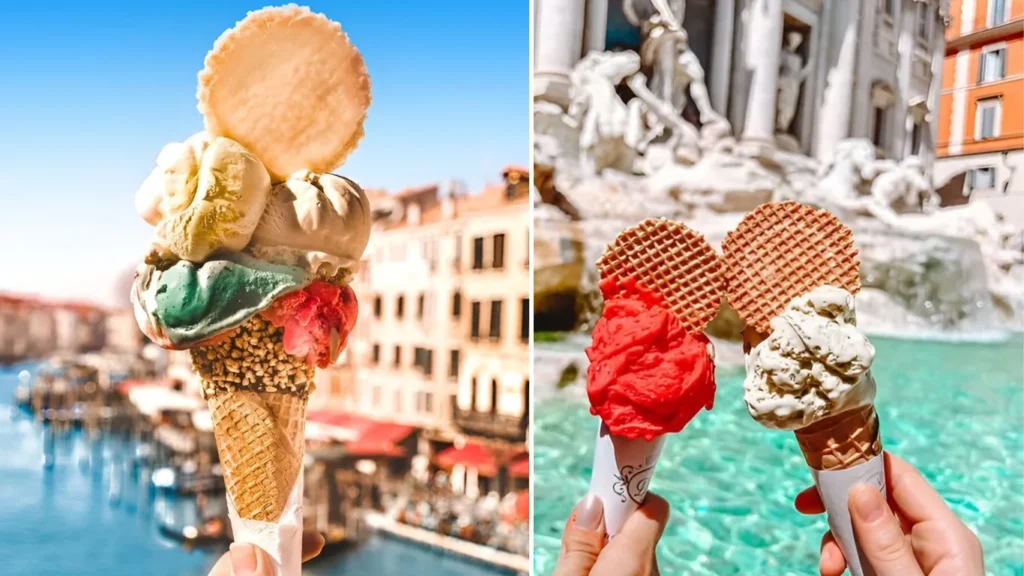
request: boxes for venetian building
[534,0,949,167]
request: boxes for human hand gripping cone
[584,218,722,537]
[130,6,372,576]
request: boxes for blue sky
[0,1,528,306]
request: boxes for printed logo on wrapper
[613,461,657,504]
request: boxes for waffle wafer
[597,218,724,333]
[722,202,860,335]
[197,5,371,180]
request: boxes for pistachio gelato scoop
[247,170,371,276]
[743,285,876,430]
[135,131,271,262]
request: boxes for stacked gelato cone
[724,202,884,576]
[586,218,721,536]
[129,6,372,575]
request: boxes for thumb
[223,542,274,576]
[848,485,924,576]
[554,495,606,576]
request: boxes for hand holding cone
[723,201,884,576]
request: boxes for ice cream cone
[191,314,315,575]
[794,404,886,576]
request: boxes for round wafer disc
[198,5,371,181]
[722,201,861,335]
[597,218,724,334]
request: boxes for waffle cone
[722,202,861,334]
[597,218,724,333]
[191,315,316,523]
[794,405,881,471]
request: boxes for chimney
[407,201,421,226]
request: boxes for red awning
[435,442,497,476]
[307,410,414,458]
[508,454,529,479]
[516,490,530,522]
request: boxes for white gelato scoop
[743,285,876,430]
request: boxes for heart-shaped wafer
[722,201,861,335]
[597,218,724,333]
[198,5,371,181]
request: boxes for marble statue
[568,51,642,176]
[869,156,939,215]
[776,31,813,134]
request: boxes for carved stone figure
[776,31,813,134]
[624,0,687,107]
[568,51,642,176]
[869,156,937,216]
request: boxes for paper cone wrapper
[227,468,304,576]
[588,421,666,537]
[795,404,886,576]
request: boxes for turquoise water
[0,363,516,576]
[533,335,1024,575]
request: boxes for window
[417,293,425,319]
[492,233,505,269]
[490,379,499,415]
[520,298,530,343]
[452,291,462,318]
[915,2,929,41]
[911,122,923,155]
[425,392,434,414]
[975,98,1001,140]
[471,377,479,411]
[470,301,481,341]
[394,389,402,414]
[373,296,382,318]
[879,0,895,18]
[454,234,463,269]
[372,343,380,364]
[396,295,405,319]
[472,237,485,270]
[967,167,996,191]
[414,347,433,376]
[871,106,887,148]
[988,0,1008,26]
[393,345,402,368]
[489,300,503,341]
[373,386,381,409]
[449,349,460,380]
[979,46,1007,83]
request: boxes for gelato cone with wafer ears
[724,202,885,576]
[585,219,721,536]
[130,6,372,576]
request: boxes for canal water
[0,362,519,576]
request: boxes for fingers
[885,453,956,525]
[207,532,323,576]
[301,531,326,562]
[554,494,607,576]
[818,532,846,576]
[207,543,273,576]
[592,493,670,575]
[794,486,825,515]
[848,484,924,576]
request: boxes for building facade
[535,0,948,166]
[935,0,1024,225]
[316,168,531,445]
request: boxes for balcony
[452,397,527,442]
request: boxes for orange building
[936,0,1024,224]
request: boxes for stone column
[710,0,737,115]
[925,9,944,176]
[583,0,609,55]
[896,0,915,159]
[815,0,861,163]
[534,0,587,109]
[741,0,784,145]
